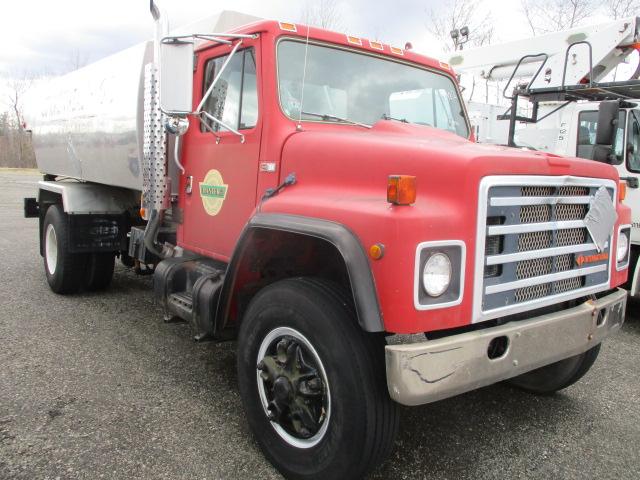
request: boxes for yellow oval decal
[199,169,228,216]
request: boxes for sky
[0,0,632,110]
[0,0,537,77]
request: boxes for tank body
[23,42,153,190]
[23,11,261,191]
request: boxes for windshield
[277,40,469,138]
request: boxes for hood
[280,120,620,194]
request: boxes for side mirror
[159,38,194,116]
[589,101,620,163]
[595,100,619,145]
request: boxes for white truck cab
[454,17,640,297]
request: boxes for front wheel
[506,344,601,394]
[237,278,398,480]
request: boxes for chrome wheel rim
[45,224,58,275]
[256,326,331,449]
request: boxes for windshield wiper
[381,113,408,123]
[301,111,372,129]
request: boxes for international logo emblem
[575,252,609,266]
[199,169,228,216]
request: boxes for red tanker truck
[22,4,632,479]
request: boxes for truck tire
[85,253,115,291]
[506,344,601,394]
[43,205,87,294]
[237,278,398,480]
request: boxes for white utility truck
[452,17,640,298]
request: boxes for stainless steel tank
[23,11,262,192]
[24,42,153,190]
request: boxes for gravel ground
[0,171,639,480]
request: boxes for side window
[576,110,625,163]
[201,48,258,132]
[240,50,258,129]
[628,112,640,173]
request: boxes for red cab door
[178,39,262,260]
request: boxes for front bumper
[385,288,627,406]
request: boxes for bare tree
[605,0,640,19]
[1,74,36,168]
[520,0,595,36]
[427,0,494,53]
[300,0,345,31]
[66,48,90,73]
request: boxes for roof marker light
[347,35,362,46]
[390,46,404,55]
[369,40,384,50]
[279,22,297,32]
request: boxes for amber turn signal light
[387,175,416,205]
[369,243,385,260]
[619,181,627,202]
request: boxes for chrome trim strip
[490,196,591,207]
[473,175,617,324]
[485,264,607,295]
[413,240,466,310]
[616,224,632,271]
[488,220,585,235]
[485,242,597,265]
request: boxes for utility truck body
[22,6,631,479]
[455,17,640,298]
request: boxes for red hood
[268,120,628,334]
[280,120,620,190]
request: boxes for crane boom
[449,17,640,88]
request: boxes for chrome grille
[555,253,573,272]
[556,203,588,221]
[515,283,552,303]
[516,257,552,279]
[518,231,552,251]
[522,186,554,196]
[557,186,589,196]
[556,276,585,293]
[478,178,614,321]
[520,204,551,223]
[557,228,588,246]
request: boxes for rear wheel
[237,278,398,480]
[43,205,87,294]
[85,253,115,291]
[506,344,601,394]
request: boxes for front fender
[217,213,384,333]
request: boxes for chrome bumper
[385,288,627,406]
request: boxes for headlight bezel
[616,225,632,271]
[414,241,465,310]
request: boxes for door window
[201,48,258,132]
[576,110,625,163]
[628,111,640,173]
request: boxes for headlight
[422,253,452,297]
[617,230,629,263]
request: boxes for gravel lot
[1,171,639,479]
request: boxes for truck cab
[23,12,632,480]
